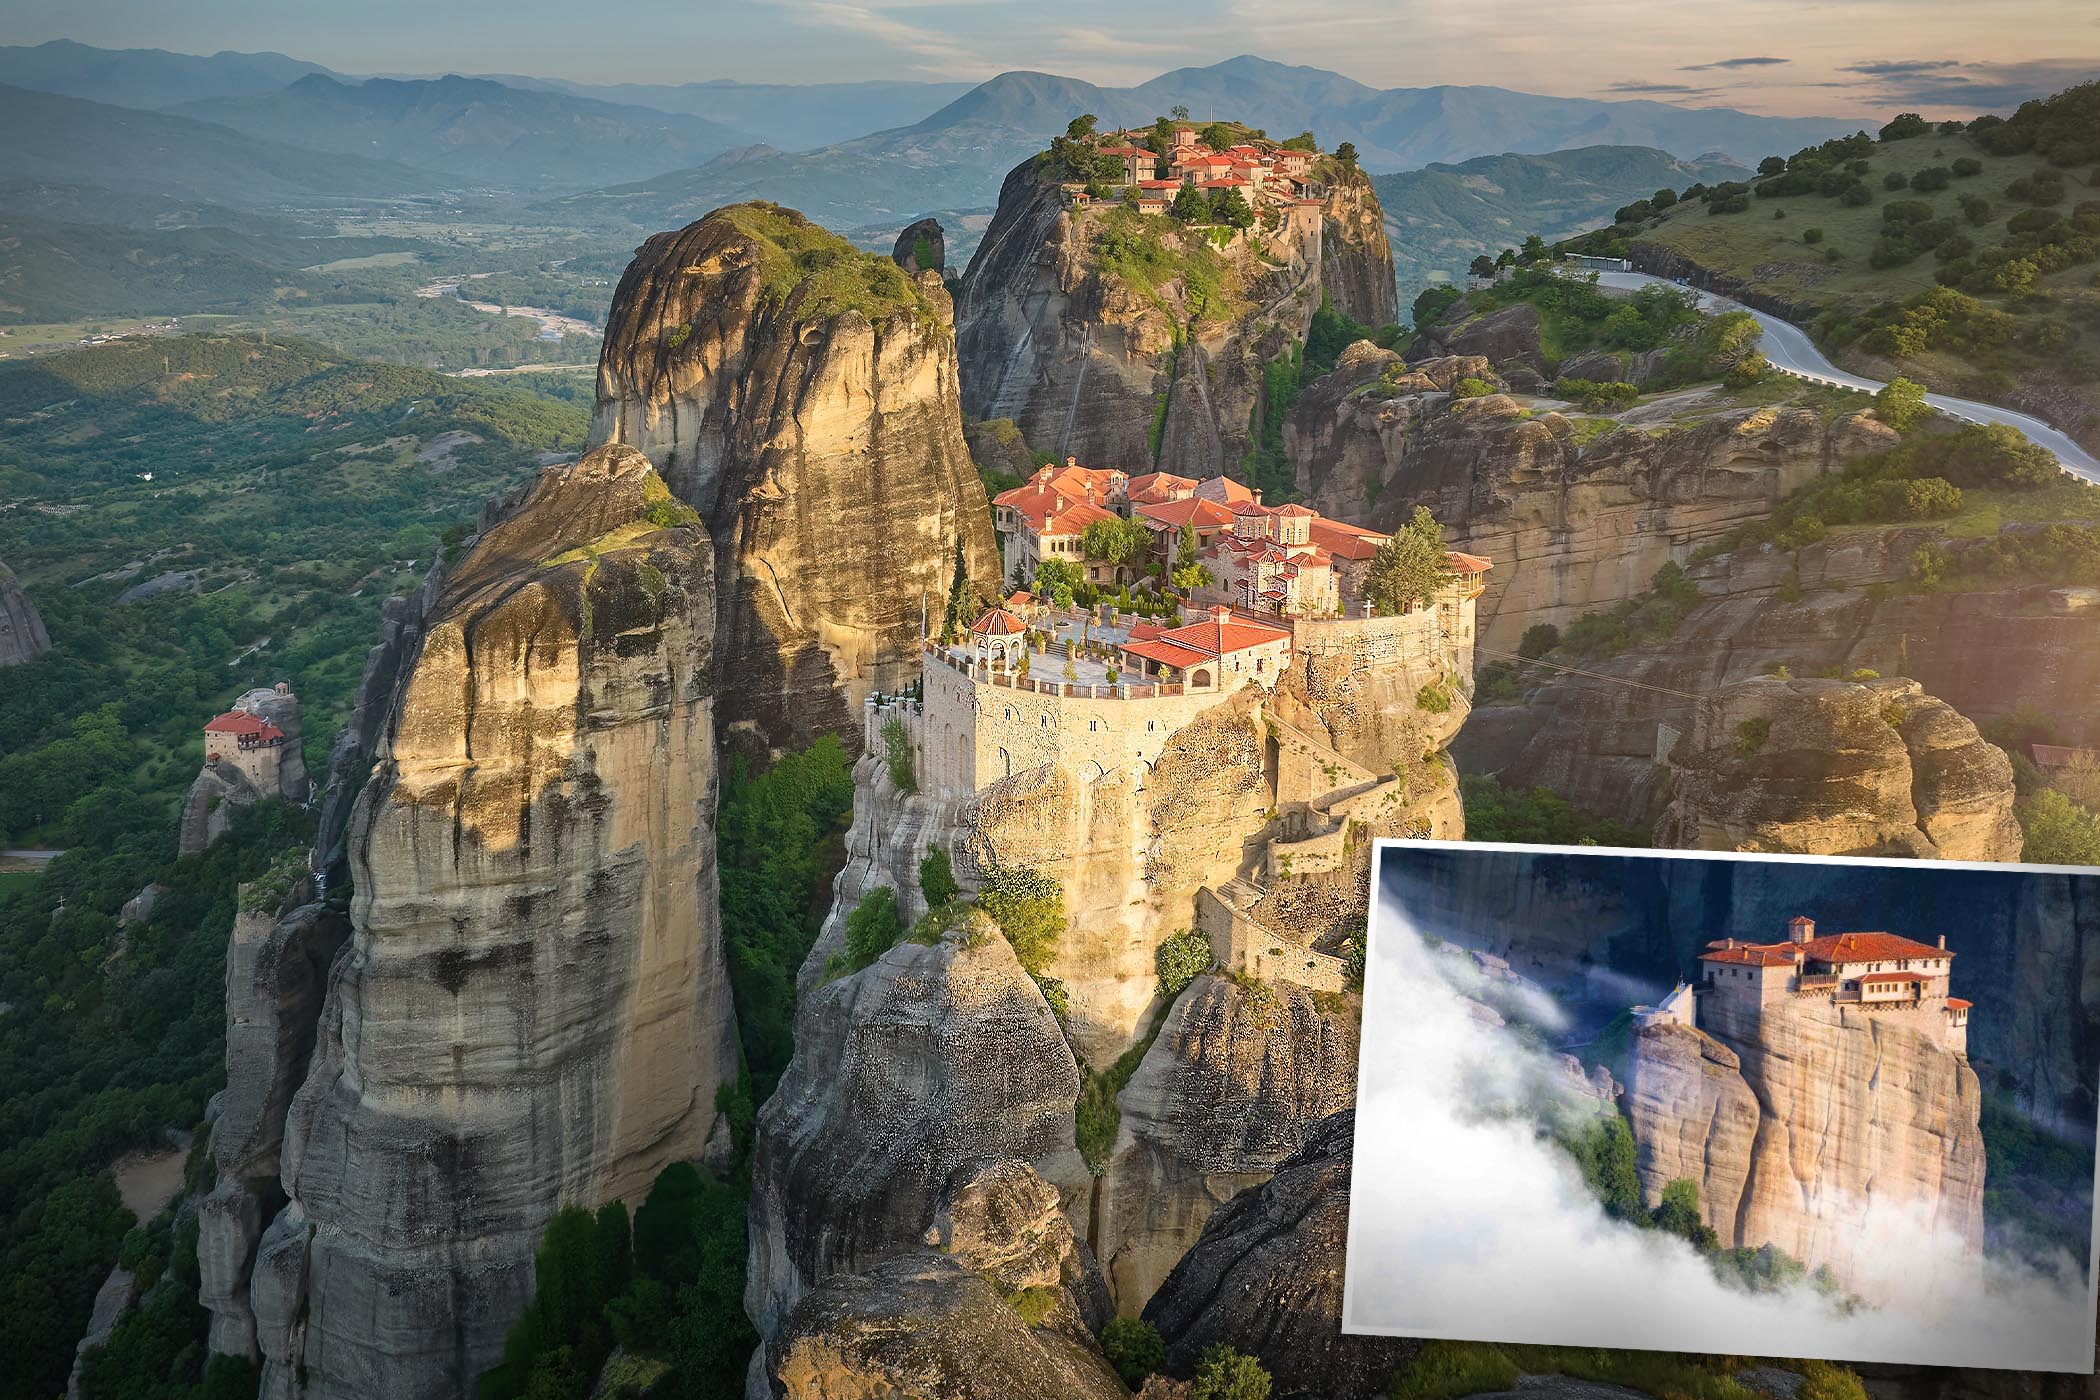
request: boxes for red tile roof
[2033,744,2099,768]
[969,607,1028,637]
[203,711,284,741]
[1156,607,1290,657]
[1446,550,1494,574]
[1137,497,1235,530]
[1306,518,1386,561]
[1193,476,1256,505]
[1128,470,1199,503]
[1119,637,1213,671]
[1947,998,1973,1011]
[1700,930,1951,967]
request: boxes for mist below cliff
[1343,898,2097,1374]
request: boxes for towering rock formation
[954,153,1392,480]
[1283,342,1899,652]
[1143,1111,1413,1400]
[0,559,51,665]
[591,202,999,751]
[1627,999,1988,1291]
[745,906,1086,1344]
[1655,676,2023,859]
[244,446,740,1400]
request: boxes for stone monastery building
[1684,915,1971,1054]
[1064,123,1328,224]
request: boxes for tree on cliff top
[1364,506,1454,615]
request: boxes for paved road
[1593,269,2100,484]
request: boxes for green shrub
[1874,376,1931,431]
[1155,929,1213,997]
[1735,716,1771,758]
[1191,1345,1273,1400]
[1390,1341,1523,1400]
[882,715,916,793]
[918,845,959,908]
[1451,376,1496,399]
[1003,1286,1058,1327]
[2020,790,2100,864]
[1416,681,1454,713]
[1102,1317,1166,1387]
[843,887,904,973]
[979,865,1065,974]
[1516,623,1561,658]
[1802,226,1825,244]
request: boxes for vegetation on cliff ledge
[712,202,938,327]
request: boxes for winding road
[1593,269,2100,484]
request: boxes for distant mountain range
[171,74,747,193]
[0,38,330,109]
[489,76,975,153]
[1375,146,1749,305]
[0,83,437,210]
[558,55,1863,238]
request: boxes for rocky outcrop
[249,445,739,1400]
[0,560,51,665]
[177,761,259,857]
[1143,1110,1413,1400]
[1628,1004,1987,1291]
[746,908,1084,1344]
[1410,301,1548,378]
[1621,1022,1761,1241]
[198,898,349,1360]
[955,158,1347,479]
[591,202,998,751]
[1096,976,1359,1312]
[1286,352,1898,653]
[965,416,1038,483]
[762,1185,1123,1400]
[957,692,1273,1063]
[1653,676,2022,859]
[893,216,945,275]
[1318,167,1399,330]
[1461,547,2100,827]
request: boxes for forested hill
[0,333,583,1398]
[1559,82,2100,453]
[1374,145,1748,305]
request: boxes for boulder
[892,216,946,274]
[1143,1110,1414,1400]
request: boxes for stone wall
[1196,886,1349,993]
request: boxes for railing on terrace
[922,640,1187,699]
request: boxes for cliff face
[1628,1004,1987,1291]
[0,559,51,665]
[1285,347,1898,653]
[756,1158,1123,1400]
[1095,976,1359,1311]
[1459,551,2100,829]
[745,907,1085,1344]
[591,202,998,751]
[247,446,740,1400]
[954,159,1349,479]
[1318,166,1399,330]
[1142,1110,1413,1400]
[1654,676,2022,860]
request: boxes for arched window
[1190,667,1214,689]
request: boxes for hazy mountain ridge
[0,38,332,109]
[172,73,746,192]
[0,82,439,209]
[1376,145,1748,303]
[564,55,1856,239]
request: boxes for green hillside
[1375,145,1746,305]
[0,332,585,1397]
[1562,83,2100,451]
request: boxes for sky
[4,0,2097,118]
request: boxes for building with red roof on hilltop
[1696,915,1969,1053]
[992,459,1129,586]
[1116,605,1291,691]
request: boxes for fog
[1343,895,2098,1373]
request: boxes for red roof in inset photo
[1701,929,1951,968]
[1947,998,1973,1011]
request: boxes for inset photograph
[1345,841,2100,1373]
